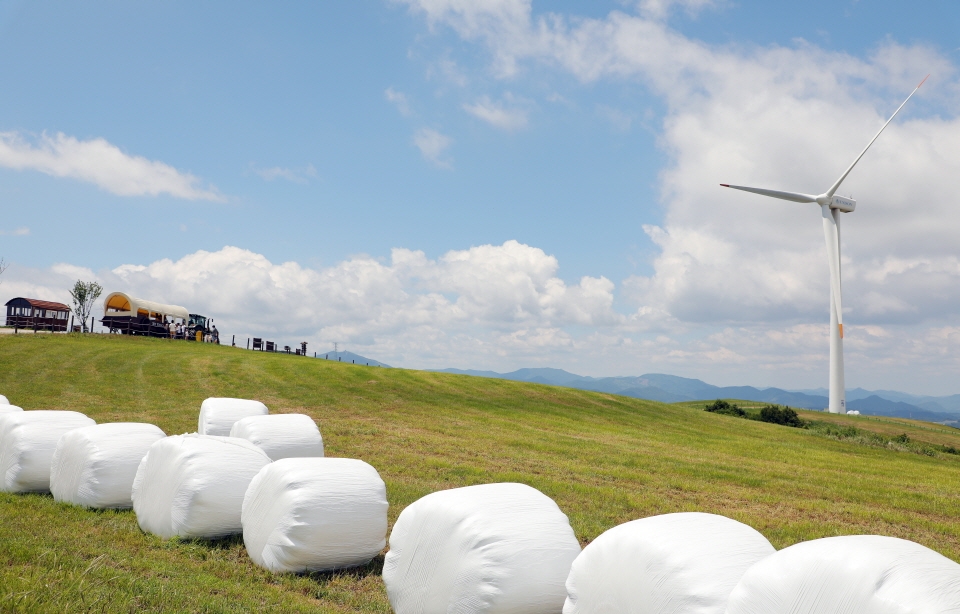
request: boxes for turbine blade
[720,184,817,203]
[821,205,844,335]
[826,74,929,197]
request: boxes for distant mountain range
[315,351,390,368]
[436,368,960,427]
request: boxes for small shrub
[704,400,745,417]
[808,421,954,458]
[759,405,805,428]
[810,422,860,439]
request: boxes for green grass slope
[1,334,959,612]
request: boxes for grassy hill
[2,334,959,612]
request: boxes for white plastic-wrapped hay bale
[242,457,387,572]
[50,422,166,508]
[198,397,269,436]
[726,534,960,613]
[0,410,96,493]
[0,394,9,404]
[131,433,271,539]
[383,482,582,614]
[229,413,324,460]
[562,512,775,614]
[0,404,24,414]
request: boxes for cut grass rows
[1,333,959,612]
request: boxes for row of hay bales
[1,393,959,613]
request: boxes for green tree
[68,280,103,333]
[759,404,805,428]
[704,399,746,417]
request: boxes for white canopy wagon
[100,292,210,339]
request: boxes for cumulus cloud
[0,242,621,364]
[250,163,317,184]
[462,95,529,130]
[0,131,223,201]
[413,127,454,168]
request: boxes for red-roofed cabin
[4,297,71,331]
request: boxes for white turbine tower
[721,75,927,414]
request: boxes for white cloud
[462,95,529,131]
[385,87,413,115]
[412,127,454,168]
[0,131,223,201]
[0,227,29,236]
[50,263,98,281]
[250,163,317,184]
[636,0,722,20]
[395,0,536,77]
[0,241,618,360]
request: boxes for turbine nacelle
[818,194,856,212]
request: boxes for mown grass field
[1,333,959,612]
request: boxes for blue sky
[2,1,959,394]
[0,1,660,282]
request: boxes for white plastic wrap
[383,482,582,614]
[726,534,960,614]
[50,422,166,508]
[562,512,775,614]
[0,394,8,404]
[131,433,271,539]
[242,457,387,572]
[0,405,24,414]
[198,397,268,436]
[0,410,96,493]
[229,414,324,460]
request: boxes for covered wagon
[100,292,208,339]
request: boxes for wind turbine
[721,75,928,414]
